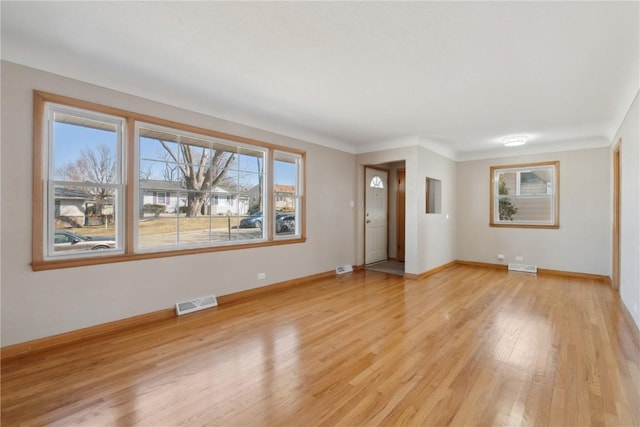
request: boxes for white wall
[416,145,457,273]
[0,61,357,346]
[456,148,611,275]
[356,143,457,275]
[613,90,640,328]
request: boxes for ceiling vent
[508,263,537,274]
[176,295,218,316]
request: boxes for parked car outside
[54,230,116,251]
[239,211,295,233]
[278,214,295,233]
[239,211,264,229]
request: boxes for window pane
[138,204,178,248]
[51,185,118,254]
[239,196,264,239]
[238,148,264,174]
[140,159,181,184]
[497,171,516,195]
[139,130,181,163]
[178,206,211,245]
[46,104,124,260]
[136,125,269,250]
[240,172,261,192]
[276,201,297,236]
[53,113,118,184]
[212,150,238,188]
[274,154,298,193]
[274,151,300,237]
[499,196,552,222]
[519,170,551,196]
[491,162,558,227]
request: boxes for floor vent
[508,263,537,274]
[336,265,353,275]
[176,295,218,316]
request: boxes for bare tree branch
[56,143,116,200]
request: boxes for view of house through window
[490,161,559,228]
[48,108,123,257]
[36,94,304,267]
[136,125,267,249]
[274,151,301,236]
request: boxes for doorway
[365,167,388,265]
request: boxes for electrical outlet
[497,254,505,260]
[258,272,266,280]
[634,302,638,314]
[515,256,524,261]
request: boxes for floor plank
[2,265,639,426]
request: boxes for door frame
[612,140,621,290]
[397,168,406,262]
[364,165,390,264]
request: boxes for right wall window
[490,161,559,228]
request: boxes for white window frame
[273,151,303,239]
[43,103,125,260]
[490,161,559,229]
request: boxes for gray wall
[2,60,638,346]
[613,91,640,327]
[456,148,611,275]
[0,62,357,346]
[356,144,457,275]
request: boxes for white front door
[365,167,388,264]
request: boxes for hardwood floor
[2,265,640,426]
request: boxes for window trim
[273,150,303,239]
[44,104,126,260]
[489,161,559,229]
[32,91,306,271]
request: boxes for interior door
[365,167,388,264]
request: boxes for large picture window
[490,161,559,228]
[33,92,305,270]
[136,124,268,250]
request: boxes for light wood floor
[2,265,640,426]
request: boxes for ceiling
[2,2,638,160]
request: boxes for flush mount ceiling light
[502,135,529,147]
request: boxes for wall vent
[176,295,218,316]
[336,265,353,275]
[508,263,537,274]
